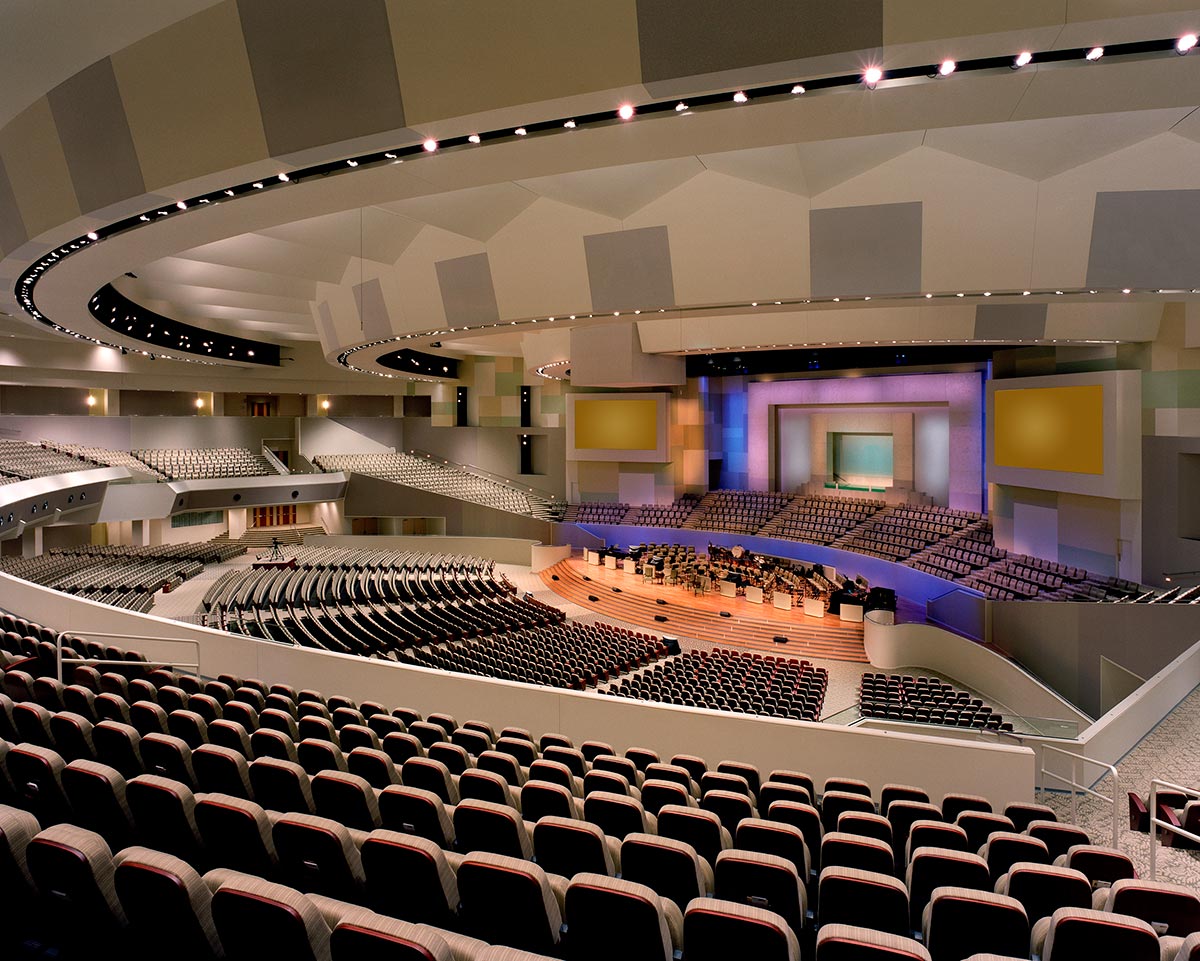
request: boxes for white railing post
[54,630,203,683]
[1037,744,1120,850]
[1145,778,1200,880]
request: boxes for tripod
[263,536,286,562]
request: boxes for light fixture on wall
[194,397,204,409]
[321,399,331,410]
[1164,571,1200,583]
[85,395,96,407]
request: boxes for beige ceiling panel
[883,0,1066,45]
[111,1,268,192]
[138,257,319,300]
[179,234,350,282]
[518,157,704,220]
[628,169,810,306]
[387,0,641,125]
[388,226,487,335]
[794,130,925,196]
[1012,56,1200,120]
[259,207,424,264]
[383,183,538,243]
[699,144,809,196]
[0,97,79,239]
[488,197,617,320]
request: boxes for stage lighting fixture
[1178,33,1198,54]
[514,127,527,136]
[938,59,956,76]
[346,159,358,167]
[1085,46,1104,61]
[675,101,688,111]
[423,138,438,152]
[468,134,481,143]
[863,66,883,87]
[617,103,635,120]
[563,120,576,128]
[733,90,748,103]
[1014,51,1033,68]
[86,231,98,241]
[277,172,289,181]
[792,84,805,94]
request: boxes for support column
[22,526,44,558]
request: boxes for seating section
[607,648,828,722]
[759,494,884,546]
[684,490,794,535]
[562,502,632,525]
[2,620,1183,961]
[41,441,169,479]
[859,673,1012,733]
[0,541,245,613]
[131,447,278,480]
[624,495,702,528]
[0,439,106,480]
[313,451,564,519]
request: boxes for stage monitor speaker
[773,635,790,644]
[719,611,731,618]
[588,595,599,602]
[662,635,681,656]
[654,614,669,623]
[656,598,667,606]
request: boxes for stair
[681,492,719,529]
[213,524,326,548]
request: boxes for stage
[539,556,874,662]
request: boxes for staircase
[213,524,326,548]
[681,492,719,529]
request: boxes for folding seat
[188,693,223,725]
[540,731,573,751]
[366,714,405,741]
[544,745,588,779]
[27,824,126,935]
[208,870,331,961]
[379,785,455,848]
[593,753,643,787]
[459,767,520,810]
[2,668,35,702]
[49,710,96,762]
[265,693,298,718]
[683,898,799,961]
[837,811,893,847]
[391,707,422,727]
[249,757,316,815]
[63,685,98,722]
[979,831,1049,882]
[766,800,824,873]
[813,923,929,960]
[340,723,381,754]
[347,747,402,790]
[99,672,130,700]
[203,721,249,760]
[1028,820,1090,861]
[641,778,695,816]
[429,741,473,776]
[96,692,133,725]
[1056,844,1136,885]
[140,732,198,788]
[565,872,682,961]
[92,719,143,778]
[817,866,909,936]
[463,718,496,742]
[272,811,366,901]
[167,709,209,750]
[906,820,968,863]
[247,729,297,765]
[921,887,1029,961]
[496,736,538,768]
[645,762,698,797]
[7,742,72,824]
[158,685,191,715]
[702,770,753,799]
[942,793,992,822]
[14,701,55,746]
[478,749,525,787]
[906,847,990,929]
[656,803,730,870]
[1039,907,1160,961]
[821,832,895,876]
[1000,801,1055,833]
[383,732,425,765]
[0,802,39,904]
[585,790,655,841]
[880,784,930,816]
[499,725,532,742]
[409,721,448,749]
[452,797,533,859]
[113,846,223,961]
[824,776,872,799]
[529,758,583,797]
[671,753,708,782]
[298,738,349,777]
[224,700,260,732]
[425,712,457,738]
[456,851,564,955]
[358,829,461,928]
[129,699,171,737]
[995,861,1092,925]
[1096,878,1200,937]
[821,790,876,834]
[626,747,659,772]
[205,680,235,705]
[956,811,1014,851]
[887,800,944,862]
[195,794,279,877]
[127,773,205,865]
[298,715,339,745]
[313,769,382,831]
[521,779,583,822]
[584,768,637,799]
[31,676,65,711]
[713,849,807,935]
[759,780,812,810]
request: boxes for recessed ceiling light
[1014,51,1033,68]
[732,91,748,103]
[1085,46,1104,61]
[863,66,883,87]
[468,134,481,144]
[514,127,527,136]
[423,138,438,152]
[938,59,956,76]
[1178,33,1198,54]
[617,104,635,120]
[791,84,805,95]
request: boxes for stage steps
[213,525,326,548]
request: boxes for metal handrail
[55,630,202,683]
[1038,744,1120,848]
[1148,778,1200,879]
[406,449,563,505]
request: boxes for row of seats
[131,447,277,480]
[0,439,102,479]
[859,673,1011,733]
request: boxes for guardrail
[406,448,563,507]
[1038,743,1120,849]
[260,443,291,476]
[55,630,202,683]
[1148,778,1200,879]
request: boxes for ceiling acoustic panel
[0,156,26,257]
[974,303,1047,341]
[1086,189,1200,291]
[584,225,676,314]
[354,278,392,342]
[436,252,501,328]
[810,201,922,298]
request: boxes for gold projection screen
[573,398,659,451]
[993,384,1104,474]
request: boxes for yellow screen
[574,398,659,451]
[994,384,1104,474]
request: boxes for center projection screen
[567,392,670,463]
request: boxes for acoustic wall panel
[584,226,676,313]
[1086,190,1200,290]
[0,156,26,256]
[810,202,922,298]
[354,279,392,341]
[435,252,501,328]
[974,303,1047,341]
[993,385,1104,475]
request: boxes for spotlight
[1178,34,1198,54]
[139,214,149,221]
[176,200,186,210]
[85,395,96,408]
[1014,51,1033,68]
[86,231,98,241]
[732,90,748,103]
[675,101,688,112]
[1085,46,1104,61]
[1022,290,1031,296]
[1123,288,1131,294]
[617,103,635,120]
[194,397,204,409]
[563,120,576,129]
[346,159,358,167]
[937,59,956,76]
[423,138,438,152]
[468,134,481,143]
[251,182,263,188]
[514,127,527,136]
[863,66,883,87]
[791,84,805,94]
[277,172,289,181]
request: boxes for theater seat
[921,887,1029,961]
[457,851,566,955]
[379,784,455,848]
[272,812,366,902]
[27,824,127,934]
[683,898,799,961]
[195,794,279,878]
[360,829,460,928]
[713,849,807,935]
[621,832,713,913]
[208,870,331,961]
[534,816,619,878]
[565,872,681,961]
[814,923,930,960]
[113,846,223,961]
[1040,907,1160,961]
[817,866,909,936]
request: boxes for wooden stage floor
[539,557,870,663]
